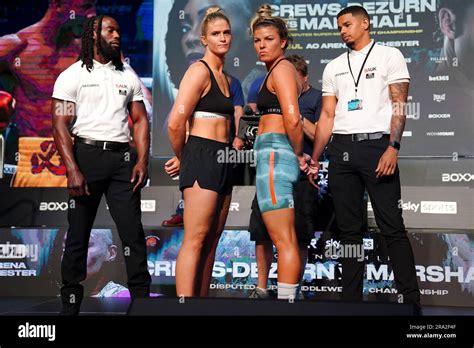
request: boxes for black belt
[75,136,129,151]
[332,132,387,142]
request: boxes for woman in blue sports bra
[166,7,235,297]
[251,5,312,300]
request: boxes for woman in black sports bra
[250,5,312,300]
[166,7,235,297]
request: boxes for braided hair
[78,15,124,72]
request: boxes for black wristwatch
[389,141,401,151]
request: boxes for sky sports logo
[420,201,457,214]
[368,201,457,214]
[18,322,55,341]
[140,200,156,212]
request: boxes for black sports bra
[256,58,286,116]
[193,60,234,118]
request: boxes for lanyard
[347,41,376,98]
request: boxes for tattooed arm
[375,80,409,178]
[389,81,409,143]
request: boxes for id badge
[348,99,363,111]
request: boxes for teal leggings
[254,133,300,213]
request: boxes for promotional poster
[1,227,472,307]
[1,0,473,186]
[152,0,473,157]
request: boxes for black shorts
[179,135,233,195]
[248,176,335,245]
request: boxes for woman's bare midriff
[189,117,230,143]
[258,114,286,135]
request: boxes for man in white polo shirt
[52,15,151,315]
[310,6,420,313]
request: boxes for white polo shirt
[322,39,410,134]
[52,60,144,142]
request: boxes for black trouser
[327,134,419,304]
[61,143,151,311]
[294,175,319,245]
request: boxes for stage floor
[0,297,472,316]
